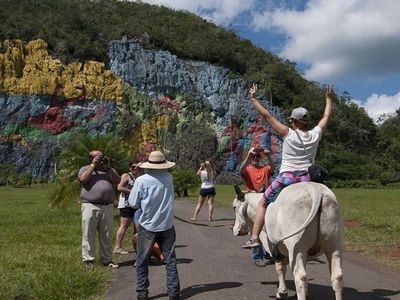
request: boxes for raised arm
[197,163,205,176]
[240,148,254,174]
[250,84,289,137]
[318,84,334,131]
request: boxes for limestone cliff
[0,39,124,101]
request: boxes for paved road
[107,200,400,300]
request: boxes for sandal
[241,238,260,249]
[113,248,129,255]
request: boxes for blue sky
[138,0,400,121]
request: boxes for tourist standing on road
[242,83,334,249]
[114,161,143,255]
[78,150,121,268]
[128,151,180,300]
[191,161,216,221]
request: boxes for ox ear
[234,185,245,202]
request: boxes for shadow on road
[174,215,234,228]
[261,280,400,300]
[149,281,243,299]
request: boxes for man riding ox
[233,183,344,300]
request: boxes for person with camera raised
[78,150,121,268]
[190,161,216,222]
[241,83,334,249]
[240,147,275,194]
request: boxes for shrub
[172,168,199,197]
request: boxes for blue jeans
[252,245,271,261]
[136,225,180,298]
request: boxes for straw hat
[139,151,176,169]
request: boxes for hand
[326,84,334,100]
[250,83,258,99]
[92,155,101,166]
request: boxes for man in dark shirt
[78,150,120,268]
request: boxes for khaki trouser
[81,202,113,263]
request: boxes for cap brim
[139,161,176,169]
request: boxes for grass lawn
[1,184,399,299]
[0,185,114,300]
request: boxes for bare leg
[208,195,214,221]
[251,198,267,240]
[115,216,131,251]
[191,195,206,220]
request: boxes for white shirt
[279,126,322,173]
[200,170,215,189]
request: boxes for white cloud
[252,0,400,82]
[354,92,400,122]
[138,0,255,25]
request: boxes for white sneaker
[103,262,119,269]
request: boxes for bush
[172,168,199,197]
[328,179,381,189]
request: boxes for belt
[82,202,113,205]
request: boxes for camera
[99,155,109,164]
[253,148,264,157]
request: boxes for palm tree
[50,130,129,208]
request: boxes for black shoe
[137,295,149,300]
[83,260,95,268]
[169,295,180,300]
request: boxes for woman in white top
[190,161,216,221]
[114,161,143,254]
[242,83,334,248]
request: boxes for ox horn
[234,185,245,201]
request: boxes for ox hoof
[276,290,288,299]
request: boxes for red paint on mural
[27,84,86,134]
[156,96,181,112]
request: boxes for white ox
[232,182,344,300]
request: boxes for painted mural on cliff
[0,38,285,179]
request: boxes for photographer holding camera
[190,161,216,222]
[78,150,121,268]
[240,147,275,193]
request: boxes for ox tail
[273,186,323,244]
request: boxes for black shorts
[120,207,136,218]
[199,187,216,197]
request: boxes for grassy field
[0,185,112,300]
[0,184,399,299]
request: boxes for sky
[138,0,400,122]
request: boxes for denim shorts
[199,187,216,197]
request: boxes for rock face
[0,139,58,180]
[109,39,284,130]
[0,38,284,179]
[0,93,117,135]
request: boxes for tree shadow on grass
[149,281,243,299]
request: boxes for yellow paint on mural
[0,39,124,101]
[125,114,173,158]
